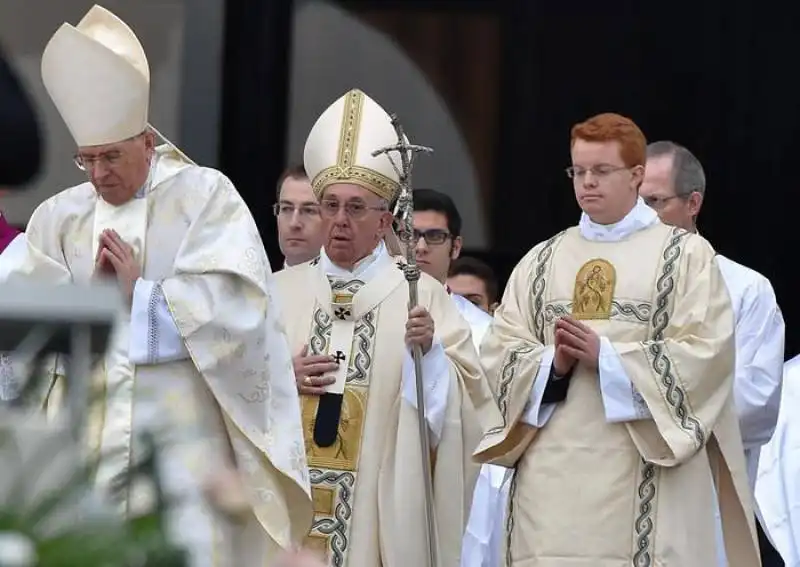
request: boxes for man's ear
[451,236,463,260]
[687,191,704,219]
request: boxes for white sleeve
[402,339,451,445]
[731,284,785,451]
[520,345,558,427]
[461,465,511,567]
[128,278,190,365]
[597,337,652,422]
[755,369,800,566]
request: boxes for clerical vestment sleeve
[612,248,737,467]
[401,339,452,445]
[2,200,74,415]
[128,278,190,365]
[473,246,554,467]
[157,175,312,548]
[732,284,784,450]
[408,277,504,567]
[5,199,73,284]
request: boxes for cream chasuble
[273,241,501,567]
[5,146,312,566]
[474,199,759,567]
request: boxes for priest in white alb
[474,112,759,566]
[272,88,504,567]
[3,5,312,565]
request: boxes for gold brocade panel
[301,297,379,567]
[572,258,616,320]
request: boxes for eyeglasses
[273,203,320,219]
[404,229,452,245]
[642,195,684,210]
[565,164,629,179]
[74,151,124,172]
[73,132,145,172]
[319,199,387,220]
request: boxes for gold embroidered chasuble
[474,222,760,567]
[273,249,502,567]
[6,147,312,566]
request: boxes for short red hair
[570,112,647,168]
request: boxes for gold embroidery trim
[310,89,399,202]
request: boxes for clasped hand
[293,344,338,396]
[93,229,140,306]
[553,315,600,375]
[405,305,434,355]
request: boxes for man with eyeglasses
[2,6,312,566]
[642,140,786,567]
[275,164,325,268]
[272,88,503,567]
[473,112,758,567]
[411,188,493,350]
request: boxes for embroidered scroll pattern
[647,228,705,446]
[495,232,564,567]
[544,300,652,325]
[486,231,564,436]
[633,226,700,566]
[146,283,166,364]
[303,279,379,567]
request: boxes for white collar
[578,197,658,242]
[320,240,390,282]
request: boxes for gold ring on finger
[304,376,312,386]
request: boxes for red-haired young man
[472,113,759,566]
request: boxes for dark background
[220,0,798,358]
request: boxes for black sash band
[314,392,343,447]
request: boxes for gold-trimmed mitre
[41,4,149,147]
[303,89,407,203]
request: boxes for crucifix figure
[332,350,347,364]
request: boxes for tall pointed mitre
[40,5,149,147]
[304,89,407,203]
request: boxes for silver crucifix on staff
[372,114,438,567]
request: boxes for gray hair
[646,141,706,197]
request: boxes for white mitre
[40,5,149,147]
[304,88,407,204]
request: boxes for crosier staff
[371,114,437,567]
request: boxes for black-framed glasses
[565,164,629,179]
[272,203,320,218]
[319,199,387,219]
[404,229,452,245]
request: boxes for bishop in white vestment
[474,113,758,567]
[273,89,504,567]
[4,6,312,565]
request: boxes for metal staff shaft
[372,116,437,567]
